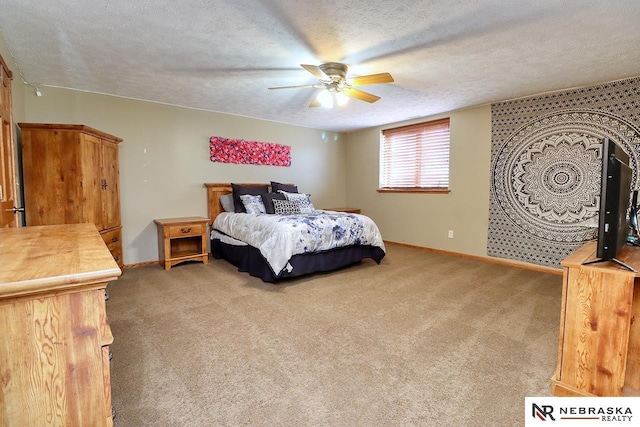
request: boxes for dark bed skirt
[211,238,385,282]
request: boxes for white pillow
[240,194,266,214]
[280,191,315,214]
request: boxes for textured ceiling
[1,0,640,132]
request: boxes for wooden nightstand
[324,207,361,214]
[154,217,209,270]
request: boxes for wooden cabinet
[18,123,123,267]
[0,223,121,426]
[551,241,640,396]
[154,217,209,270]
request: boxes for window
[379,118,450,192]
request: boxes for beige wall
[21,87,347,265]
[345,105,493,257]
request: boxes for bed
[204,183,386,282]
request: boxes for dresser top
[0,223,121,298]
[562,240,640,277]
[153,216,209,226]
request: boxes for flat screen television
[583,137,635,271]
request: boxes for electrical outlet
[448,230,454,239]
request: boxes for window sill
[377,188,450,194]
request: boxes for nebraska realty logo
[525,397,639,426]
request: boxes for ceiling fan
[268,62,394,107]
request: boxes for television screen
[585,137,635,270]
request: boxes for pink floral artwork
[209,136,291,167]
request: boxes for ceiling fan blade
[342,87,381,103]
[307,89,323,107]
[268,84,318,90]
[301,64,328,80]
[347,72,394,86]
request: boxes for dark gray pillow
[270,181,298,193]
[261,192,286,214]
[231,183,269,213]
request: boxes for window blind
[380,118,450,190]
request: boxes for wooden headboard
[204,183,271,225]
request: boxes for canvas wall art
[210,136,291,167]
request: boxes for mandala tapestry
[488,76,640,268]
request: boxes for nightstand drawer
[168,223,205,238]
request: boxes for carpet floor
[107,243,562,426]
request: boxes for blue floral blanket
[212,210,385,275]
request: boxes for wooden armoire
[18,123,123,267]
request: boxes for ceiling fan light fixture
[317,90,332,108]
[316,89,349,108]
[336,91,349,106]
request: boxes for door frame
[0,52,19,228]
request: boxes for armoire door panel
[101,141,120,230]
[22,130,86,226]
[81,133,105,230]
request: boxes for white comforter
[212,210,385,275]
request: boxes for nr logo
[532,403,556,421]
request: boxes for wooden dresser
[0,223,121,426]
[552,241,640,396]
[18,123,124,267]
